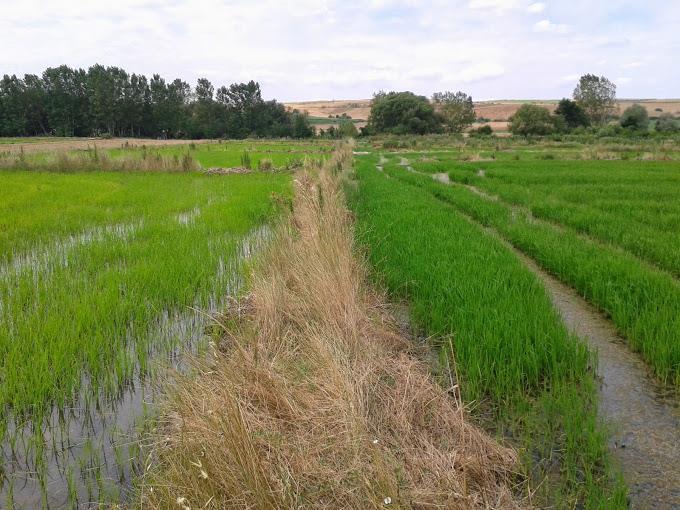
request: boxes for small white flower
[372,439,379,444]
[384,497,392,505]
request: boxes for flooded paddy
[0,168,288,509]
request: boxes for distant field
[286,98,680,133]
[0,137,215,154]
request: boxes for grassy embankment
[349,154,628,508]
[137,144,522,509]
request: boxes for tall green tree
[432,91,476,133]
[573,74,616,125]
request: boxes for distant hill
[285,99,680,133]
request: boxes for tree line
[365,74,678,137]
[0,64,314,139]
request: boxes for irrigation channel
[0,225,271,509]
[420,165,680,508]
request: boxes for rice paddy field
[0,139,334,508]
[2,134,679,509]
[348,138,680,508]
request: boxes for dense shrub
[367,91,441,135]
[555,99,590,130]
[620,104,650,131]
[655,113,679,133]
[509,104,559,136]
[470,124,493,137]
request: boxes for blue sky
[1,0,678,101]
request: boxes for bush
[509,104,558,136]
[367,91,441,135]
[655,114,679,133]
[470,125,493,137]
[258,158,273,171]
[338,120,359,138]
[620,104,650,131]
[555,99,589,130]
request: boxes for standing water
[520,253,680,508]
[0,225,272,509]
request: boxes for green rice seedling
[439,160,680,275]
[379,162,680,385]
[349,155,625,507]
[0,167,292,507]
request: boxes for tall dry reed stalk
[0,147,199,172]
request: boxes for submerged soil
[522,256,680,509]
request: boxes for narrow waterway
[520,254,680,509]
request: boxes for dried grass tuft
[0,147,200,172]
[139,142,522,509]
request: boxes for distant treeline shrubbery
[0,64,314,139]
[364,74,679,137]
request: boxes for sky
[1,0,678,101]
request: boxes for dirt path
[0,138,214,155]
[425,170,680,508]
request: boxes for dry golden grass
[0,149,200,172]
[0,137,214,155]
[286,98,680,128]
[137,142,521,509]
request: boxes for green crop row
[381,161,680,386]
[349,155,626,508]
[438,160,680,275]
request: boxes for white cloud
[527,2,546,13]
[468,0,519,11]
[534,19,571,33]
[0,0,677,100]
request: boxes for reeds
[0,146,200,172]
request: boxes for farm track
[388,162,680,507]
